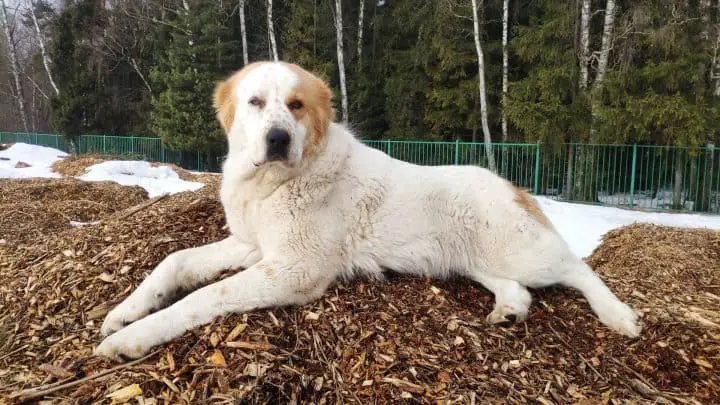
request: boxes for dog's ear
[213,77,235,134]
[305,77,335,158]
[313,77,334,136]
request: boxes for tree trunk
[564,146,574,199]
[334,0,349,124]
[28,0,59,96]
[357,0,365,70]
[579,0,591,91]
[594,0,617,87]
[712,1,720,96]
[471,0,496,172]
[672,151,684,209]
[267,0,278,61]
[501,0,509,176]
[240,0,249,66]
[1,0,29,132]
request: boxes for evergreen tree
[47,0,109,146]
[149,0,241,153]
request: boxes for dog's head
[213,61,335,169]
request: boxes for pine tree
[150,1,240,153]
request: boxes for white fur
[96,63,641,360]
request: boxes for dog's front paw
[100,302,151,337]
[95,324,155,362]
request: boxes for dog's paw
[100,301,153,337]
[95,324,155,362]
[486,302,529,326]
[597,301,642,338]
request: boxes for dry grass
[0,177,718,404]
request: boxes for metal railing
[2,132,718,214]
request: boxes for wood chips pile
[0,179,148,247]
[0,177,718,404]
[50,155,197,181]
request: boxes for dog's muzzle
[266,127,290,161]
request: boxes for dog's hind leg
[549,258,641,338]
[469,272,533,325]
[100,236,261,337]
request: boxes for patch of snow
[0,143,67,179]
[70,220,101,227]
[537,196,720,259]
[78,160,204,198]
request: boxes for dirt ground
[0,176,718,404]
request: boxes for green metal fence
[2,132,718,214]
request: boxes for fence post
[161,143,166,163]
[629,144,638,208]
[197,150,202,171]
[55,135,59,150]
[454,138,460,165]
[533,141,541,195]
[102,135,107,154]
[34,133,38,145]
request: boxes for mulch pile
[0,179,148,247]
[50,154,198,181]
[0,176,718,404]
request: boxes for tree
[150,0,239,155]
[333,0,348,124]
[239,0,248,65]
[357,0,364,69]
[1,0,30,132]
[267,0,278,61]
[471,0,496,172]
[26,0,59,96]
[500,0,509,174]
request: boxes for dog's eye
[287,100,303,111]
[248,97,264,107]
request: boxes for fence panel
[1,132,718,214]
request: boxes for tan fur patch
[212,61,269,134]
[257,264,275,278]
[282,63,335,159]
[513,186,554,230]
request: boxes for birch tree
[27,0,58,96]
[500,0,509,174]
[239,0,248,65]
[578,0,590,90]
[593,0,616,89]
[333,0,348,123]
[471,0,496,172]
[567,0,592,199]
[267,0,278,61]
[1,0,29,132]
[357,0,365,69]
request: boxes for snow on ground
[538,196,720,259]
[78,161,204,198]
[0,143,204,197]
[0,143,67,179]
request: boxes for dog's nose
[266,127,290,160]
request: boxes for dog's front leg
[95,260,334,361]
[100,236,261,337]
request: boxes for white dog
[96,61,641,360]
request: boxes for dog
[95,61,641,361]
